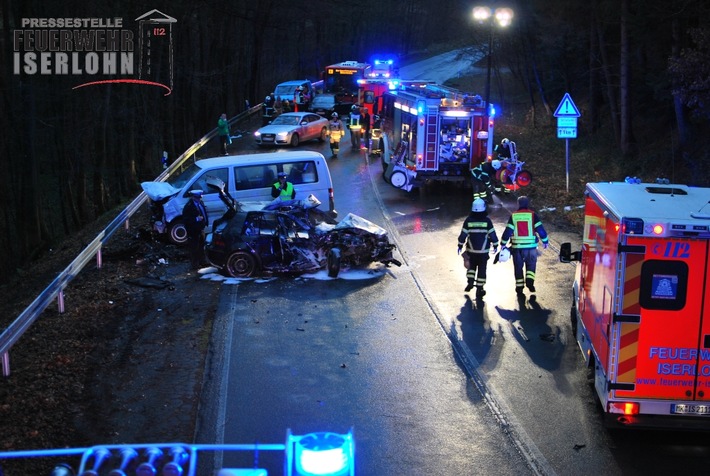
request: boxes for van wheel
[318,127,327,142]
[390,171,407,188]
[327,248,341,278]
[226,251,258,278]
[168,220,188,245]
[290,134,300,147]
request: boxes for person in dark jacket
[182,190,209,270]
[500,195,549,297]
[457,198,499,298]
[470,159,501,202]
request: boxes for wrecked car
[204,198,401,278]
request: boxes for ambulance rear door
[612,232,710,403]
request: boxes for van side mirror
[559,242,581,263]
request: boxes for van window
[234,161,319,191]
[189,167,229,195]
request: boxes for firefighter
[457,198,499,298]
[327,112,345,158]
[500,196,549,298]
[495,138,513,160]
[349,104,362,149]
[494,138,518,192]
[470,159,501,203]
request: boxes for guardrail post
[97,248,103,269]
[2,352,10,377]
[58,290,65,314]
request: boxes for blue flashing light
[291,431,354,476]
[488,104,496,118]
[417,100,426,115]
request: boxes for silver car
[254,112,329,147]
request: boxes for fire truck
[377,82,493,191]
[560,181,710,429]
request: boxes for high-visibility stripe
[622,253,644,315]
[617,323,640,383]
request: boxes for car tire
[225,251,258,278]
[318,127,327,142]
[168,220,188,245]
[290,134,300,147]
[327,248,341,278]
[390,170,407,189]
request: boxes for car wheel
[327,248,341,278]
[318,127,327,142]
[290,134,300,147]
[168,220,188,245]
[390,170,407,189]
[226,251,258,278]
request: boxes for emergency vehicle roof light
[290,430,355,476]
[621,218,644,235]
[417,100,426,115]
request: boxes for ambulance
[560,181,710,429]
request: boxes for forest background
[1,0,709,286]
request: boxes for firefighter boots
[465,279,475,292]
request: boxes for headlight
[254,131,261,138]
[277,131,289,139]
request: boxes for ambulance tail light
[608,401,639,416]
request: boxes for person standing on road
[470,159,501,203]
[457,198,499,298]
[217,113,230,155]
[183,190,209,270]
[360,106,371,151]
[500,196,549,298]
[349,104,362,150]
[271,171,296,200]
[327,112,345,158]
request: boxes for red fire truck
[560,181,710,429]
[377,82,494,191]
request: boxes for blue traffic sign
[554,93,581,117]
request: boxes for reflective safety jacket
[470,162,496,187]
[349,113,362,131]
[501,208,548,249]
[457,212,499,254]
[271,180,295,199]
[328,120,344,142]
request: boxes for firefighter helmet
[331,112,339,118]
[501,138,510,146]
[472,198,486,212]
[491,159,502,170]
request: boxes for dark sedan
[205,201,400,278]
[309,94,353,118]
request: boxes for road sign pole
[565,139,570,193]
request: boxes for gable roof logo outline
[554,93,581,117]
[135,9,177,23]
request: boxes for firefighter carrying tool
[560,180,710,430]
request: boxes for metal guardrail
[0,105,263,377]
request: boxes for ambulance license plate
[671,404,710,415]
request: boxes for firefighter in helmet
[327,112,345,158]
[470,159,501,203]
[349,104,362,149]
[457,198,499,298]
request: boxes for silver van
[273,80,314,104]
[142,151,336,244]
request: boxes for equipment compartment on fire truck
[560,181,710,429]
[378,82,493,192]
